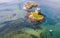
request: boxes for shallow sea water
[0,0,60,38]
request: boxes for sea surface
[0,0,60,38]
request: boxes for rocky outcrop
[23,2,44,23]
[27,12,44,23]
[23,2,38,9]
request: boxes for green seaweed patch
[32,12,43,18]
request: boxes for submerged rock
[30,34,38,38]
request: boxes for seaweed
[40,30,54,38]
[30,34,38,38]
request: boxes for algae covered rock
[27,12,44,23]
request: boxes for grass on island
[32,12,43,18]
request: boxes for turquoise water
[0,0,60,38]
